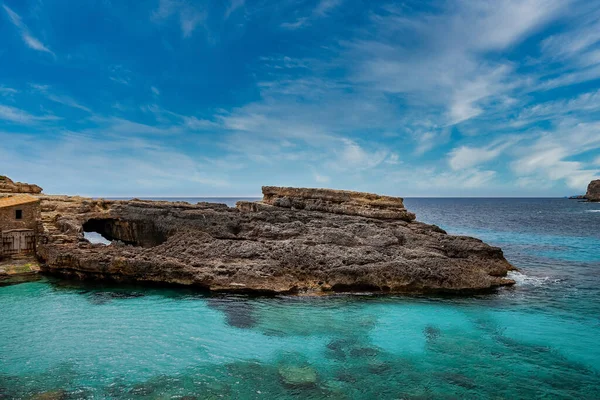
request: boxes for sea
[1,198,599,399]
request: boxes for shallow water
[1,198,599,399]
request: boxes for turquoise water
[1,198,600,399]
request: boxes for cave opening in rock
[82,218,168,248]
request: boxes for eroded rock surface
[585,180,600,202]
[0,175,43,194]
[260,186,416,221]
[36,186,516,294]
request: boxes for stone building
[0,194,41,258]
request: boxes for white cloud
[512,89,600,127]
[152,0,205,38]
[180,13,204,38]
[511,121,600,189]
[88,116,184,136]
[428,169,498,189]
[30,84,91,112]
[449,146,503,171]
[281,0,343,30]
[389,167,498,191]
[348,0,566,126]
[141,104,218,130]
[385,153,400,165]
[280,17,308,30]
[329,139,388,171]
[314,173,330,184]
[540,6,600,67]
[2,5,55,56]
[313,0,343,17]
[151,86,160,96]
[0,131,228,196]
[0,105,59,124]
[108,65,132,85]
[414,131,438,155]
[225,0,245,19]
[448,139,517,170]
[0,86,17,96]
[515,176,553,189]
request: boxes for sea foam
[508,271,558,287]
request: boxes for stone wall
[0,201,41,231]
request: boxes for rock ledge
[0,175,43,194]
[249,186,416,221]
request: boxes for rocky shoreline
[27,185,517,294]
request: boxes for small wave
[508,271,558,287]
[585,210,600,213]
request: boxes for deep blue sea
[1,198,600,399]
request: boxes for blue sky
[1,0,599,197]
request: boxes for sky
[1,0,599,197]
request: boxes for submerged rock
[36,186,516,294]
[424,325,441,342]
[585,179,600,202]
[29,390,67,400]
[278,365,318,387]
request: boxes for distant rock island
[586,179,600,202]
[2,176,517,294]
[570,179,600,202]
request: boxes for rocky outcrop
[36,186,516,294]
[585,180,600,202]
[259,186,416,221]
[0,175,43,194]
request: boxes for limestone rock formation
[585,180,600,202]
[258,186,416,221]
[0,175,43,194]
[36,186,516,294]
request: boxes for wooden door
[2,230,35,255]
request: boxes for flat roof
[0,194,40,208]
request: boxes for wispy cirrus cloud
[0,130,228,196]
[536,4,600,90]
[29,84,91,112]
[448,138,519,171]
[152,0,206,38]
[347,0,567,127]
[0,86,18,97]
[224,0,245,19]
[387,166,498,194]
[108,65,132,86]
[2,4,55,56]
[511,121,600,188]
[0,104,59,124]
[281,0,343,29]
